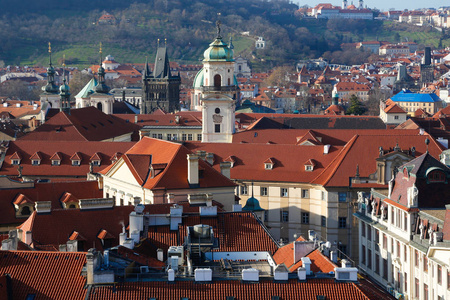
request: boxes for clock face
[213,114,223,124]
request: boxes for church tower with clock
[193,21,239,143]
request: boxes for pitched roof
[104,137,235,190]
[0,250,87,300]
[20,107,139,142]
[0,140,134,177]
[273,243,337,272]
[88,279,373,300]
[0,181,102,227]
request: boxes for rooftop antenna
[157,38,160,48]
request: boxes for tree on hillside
[346,94,366,115]
[263,66,294,87]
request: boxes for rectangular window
[281,210,289,223]
[338,217,347,229]
[157,133,163,139]
[383,258,388,280]
[438,265,442,285]
[397,241,400,258]
[321,191,325,200]
[375,254,380,275]
[424,283,428,300]
[167,133,172,140]
[152,133,158,138]
[321,216,326,227]
[424,256,428,273]
[214,124,220,133]
[415,278,419,298]
[415,250,419,267]
[32,160,39,165]
[302,212,309,224]
[280,188,288,197]
[181,134,187,141]
[375,229,379,243]
[12,160,19,165]
[338,192,347,202]
[404,245,407,262]
[362,222,366,237]
[197,134,202,141]
[240,185,248,195]
[172,134,178,141]
[383,234,387,250]
[367,226,372,241]
[301,189,309,198]
[72,160,80,166]
[404,272,407,292]
[260,187,268,196]
[362,245,366,265]
[367,249,372,269]
[187,134,193,141]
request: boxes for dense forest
[0,0,447,70]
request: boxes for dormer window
[10,151,21,165]
[304,159,316,172]
[70,152,82,167]
[50,152,61,166]
[264,158,275,170]
[30,152,41,166]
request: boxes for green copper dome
[242,196,264,212]
[193,68,204,89]
[59,80,70,95]
[203,38,234,62]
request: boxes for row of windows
[150,133,202,141]
[14,159,99,166]
[240,186,315,199]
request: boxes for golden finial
[99,42,102,55]
[165,38,167,46]
[62,54,66,67]
[157,39,160,47]
[48,42,52,53]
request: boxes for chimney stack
[187,154,199,186]
[220,161,231,179]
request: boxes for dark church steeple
[141,39,181,114]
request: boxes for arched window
[21,206,31,216]
[97,102,103,111]
[214,74,221,89]
[428,170,445,183]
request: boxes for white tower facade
[194,22,239,143]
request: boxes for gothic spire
[59,54,71,114]
[95,42,109,94]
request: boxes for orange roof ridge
[311,135,359,186]
[60,192,78,203]
[13,193,34,205]
[17,211,36,232]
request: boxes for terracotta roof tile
[0,250,87,300]
[88,279,373,300]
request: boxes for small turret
[94,43,110,94]
[42,42,59,94]
[59,55,71,114]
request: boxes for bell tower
[195,21,239,143]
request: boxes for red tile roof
[0,250,87,300]
[20,107,139,142]
[0,140,134,178]
[103,137,235,190]
[88,279,373,300]
[0,181,102,227]
[273,243,337,272]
